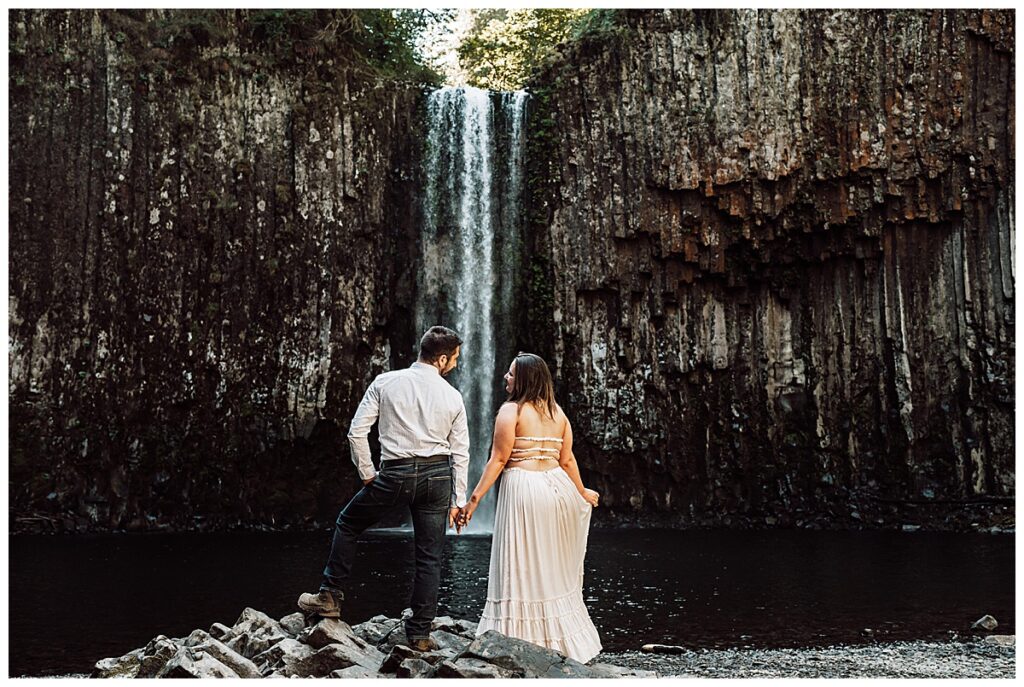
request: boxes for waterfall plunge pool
[8,528,1014,676]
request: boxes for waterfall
[417,87,529,530]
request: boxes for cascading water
[417,87,529,531]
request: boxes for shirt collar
[411,361,440,375]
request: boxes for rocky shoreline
[89,608,1015,679]
[91,609,655,679]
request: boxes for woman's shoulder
[497,401,520,418]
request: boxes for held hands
[582,488,600,508]
[454,498,478,532]
[448,507,462,532]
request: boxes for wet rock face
[526,9,1014,521]
[8,10,424,531]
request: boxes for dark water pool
[8,528,1014,676]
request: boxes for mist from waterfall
[417,87,529,531]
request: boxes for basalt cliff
[9,9,1014,532]
[522,9,1014,528]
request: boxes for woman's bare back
[507,401,566,472]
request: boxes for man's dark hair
[419,326,462,362]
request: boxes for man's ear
[436,354,448,369]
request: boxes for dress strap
[514,436,564,443]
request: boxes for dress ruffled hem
[477,592,603,664]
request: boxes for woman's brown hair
[506,352,557,419]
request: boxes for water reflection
[8,528,1014,676]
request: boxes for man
[297,326,470,651]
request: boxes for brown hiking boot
[407,636,438,652]
[297,589,342,618]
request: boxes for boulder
[462,630,598,678]
[380,644,428,673]
[188,638,262,678]
[641,643,687,654]
[91,648,144,678]
[208,622,233,640]
[135,636,179,678]
[281,643,384,677]
[299,618,364,650]
[331,665,383,678]
[231,607,285,638]
[434,657,515,679]
[430,629,472,653]
[225,630,287,660]
[182,629,211,647]
[983,635,1015,647]
[279,612,307,637]
[396,657,435,678]
[972,615,999,631]
[252,637,315,676]
[156,647,239,678]
[431,615,479,638]
[353,615,400,645]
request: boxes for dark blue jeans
[321,456,452,640]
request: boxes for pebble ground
[601,638,1015,678]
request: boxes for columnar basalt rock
[524,9,1014,525]
[9,9,1014,533]
[8,10,424,531]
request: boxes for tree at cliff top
[457,9,618,90]
[117,8,452,84]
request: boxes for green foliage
[152,10,228,52]
[457,9,622,90]
[349,9,453,84]
[100,9,447,85]
[245,9,317,51]
[571,9,624,41]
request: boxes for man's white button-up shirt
[347,361,470,508]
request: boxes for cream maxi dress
[475,437,603,664]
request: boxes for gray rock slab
[353,618,401,646]
[135,636,179,678]
[431,615,480,638]
[225,629,287,660]
[156,647,239,678]
[463,630,598,678]
[191,639,262,678]
[299,617,358,649]
[380,644,427,673]
[434,657,516,679]
[182,629,211,647]
[231,607,285,640]
[397,657,435,678]
[283,643,383,677]
[430,629,472,653]
[208,622,233,641]
[331,665,384,678]
[92,648,144,678]
[252,637,315,675]
[279,612,307,637]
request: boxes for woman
[457,352,603,663]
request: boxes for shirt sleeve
[448,396,470,508]
[347,378,381,482]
